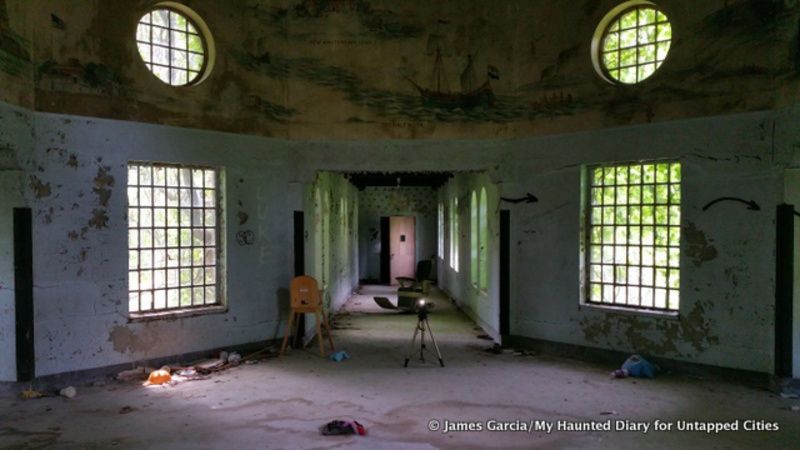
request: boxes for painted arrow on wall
[702,197,760,212]
[500,193,538,204]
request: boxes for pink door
[390,216,416,284]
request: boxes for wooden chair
[280,275,335,356]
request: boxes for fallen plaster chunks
[59,386,77,399]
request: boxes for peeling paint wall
[507,110,791,373]
[357,186,437,282]
[305,172,359,314]
[0,98,796,377]
[438,173,500,339]
[3,102,296,377]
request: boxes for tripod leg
[424,318,445,367]
[404,320,421,367]
[419,324,426,363]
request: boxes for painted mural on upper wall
[3,0,799,138]
[0,0,32,106]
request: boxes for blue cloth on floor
[330,350,350,362]
[622,354,657,378]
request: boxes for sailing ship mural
[405,47,498,109]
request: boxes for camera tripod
[403,307,444,367]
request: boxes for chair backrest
[290,275,322,311]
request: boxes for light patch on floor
[1,286,798,449]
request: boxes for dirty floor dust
[1,286,798,449]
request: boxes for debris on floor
[59,386,77,399]
[20,387,47,400]
[320,420,367,436]
[227,352,242,366]
[146,368,172,385]
[611,354,659,379]
[115,346,279,388]
[329,350,350,362]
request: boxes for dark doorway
[500,209,511,343]
[293,211,305,277]
[775,204,794,377]
[379,217,390,284]
[293,211,305,345]
[14,208,34,382]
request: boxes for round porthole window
[592,2,672,85]
[135,4,214,86]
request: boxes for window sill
[578,302,679,320]
[129,305,228,323]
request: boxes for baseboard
[505,334,774,388]
[0,339,279,395]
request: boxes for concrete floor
[1,285,798,449]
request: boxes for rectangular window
[437,202,444,259]
[450,196,459,272]
[128,162,223,314]
[585,161,681,311]
[470,191,479,286]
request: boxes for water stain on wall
[580,300,720,356]
[108,325,157,354]
[684,222,718,267]
[87,162,114,229]
[28,174,51,198]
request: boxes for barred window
[598,4,672,84]
[437,202,444,259]
[450,196,459,272]
[470,188,488,290]
[136,7,208,86]
[585,161,681,311]
[128,162,222,314]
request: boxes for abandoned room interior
[1,0,800,448]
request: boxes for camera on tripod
[414,298,435,314]
[404,297,444,368]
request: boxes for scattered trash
[119,406,135,414]
[59,386,77,399]
[21,388,46,400]
[320,420,367,436]
[146,369,172,385]
[176,368,197,377]
[196,358,226,374]
[117,367,147,381]
[330,351,350,362]
[612,355,659,379]
[227,352,242,366]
